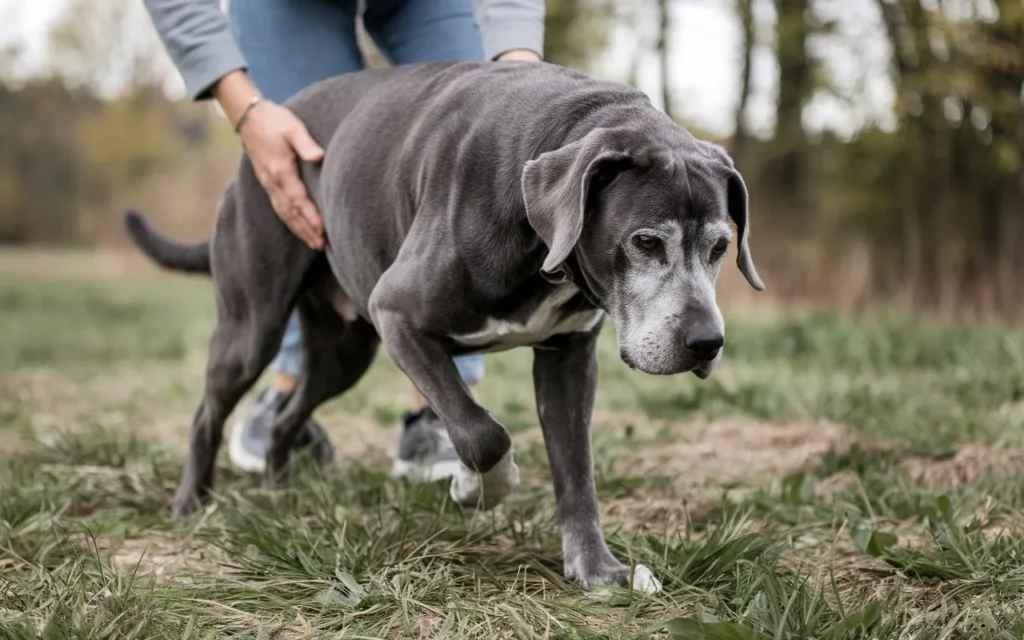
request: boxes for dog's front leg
[533,331,662,593]
[373,308,519,509]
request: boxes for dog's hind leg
[265,294,380,481]
[172,315,288,517]
[171,172,316,517]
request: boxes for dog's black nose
[684,330,724,361]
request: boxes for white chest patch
[451,284,604,352]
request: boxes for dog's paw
[566,549,663,595]
[449,449,520,510]
[171,491,200,519]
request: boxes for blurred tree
[821,0,1024,312]
[544,0,616,70]
[656,0,674,121]
[0,80,92,244]
[0,0,233,246]
[46,0,172,96]
[732,0,756,161]
[905,0,1012,307]
[770,0,814,208]
[978,0,1024,308]
[723,0,1022,314]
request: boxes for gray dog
[125,61,763,592]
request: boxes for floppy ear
[521,128,631,282]
[724,168,765,291]
[694,140,764,291]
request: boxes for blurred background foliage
[0,0,1020,316]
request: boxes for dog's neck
[561,255,605,312]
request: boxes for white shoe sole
[228,417,267,474]
[391,457,463,483]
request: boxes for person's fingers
[287,126,325,164]
[297,201,325,249]
[257,164,306,239]
[290,214,320,249]
[265,180,317,247]
[285,201,324,250]
[277,200,319,248]
[277,174,325,249]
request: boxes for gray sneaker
[228,387,335,473]
[391,407,462,482]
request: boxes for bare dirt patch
[625,418,855,488]
[782,534,890,584]
[603,418,856,529]
[6,361,205,450]
[108,533,228,578]
[321,415,396,471]
[603,493,702,533]
[64,530,228,579]
[900,443,1024,485]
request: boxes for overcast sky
[0,0,898,138]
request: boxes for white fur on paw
[449,449,520,510]
[631,564,662,594]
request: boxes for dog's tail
[123,209,211,275]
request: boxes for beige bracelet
[233,94,264,133]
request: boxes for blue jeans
[229,0,486,387]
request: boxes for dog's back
[278,61,655,307]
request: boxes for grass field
[3,251,1024,639]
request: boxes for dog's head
[522,125,764,377]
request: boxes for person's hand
[214,71,326,250]
[497,49,542,62]
[237,101,326,249]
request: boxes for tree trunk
[732,0,755,164]
[656,0,673,120]
[989,0,1024,313]
[771,0,811,206]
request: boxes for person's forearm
[474,0,546,61]
[143,0,248,101]
[147,0,325,252]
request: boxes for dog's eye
[710,239,729,261]
[633,235,660,251]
